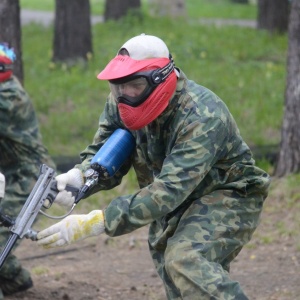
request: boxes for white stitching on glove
[37,210,105,248]
[0,172,5,199]
[54,168,84,207]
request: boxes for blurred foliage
[20,0,257,19]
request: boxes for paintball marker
[0,128,135,269]
[0,164,79,268]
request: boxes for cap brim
[97,55,169,80]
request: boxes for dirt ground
[4,193,300,300]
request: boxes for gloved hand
[55,168,84,207]
[0,172,5,199]
[37,210,105,248]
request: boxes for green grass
[21,15,287,159]
[20,0,105,14]
[185,0,257,19]
[20,0,257,19]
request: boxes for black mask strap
[150,54,175,85]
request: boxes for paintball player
[0,43,56,299]
[37,34,271,299]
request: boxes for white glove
[37,210,105,248]
[0,172,5,199]
[55,168,84,207]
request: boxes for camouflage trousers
[0,174,35,281]
[0,165,43,296]
[0,164,39,276]
[149,189,265,300]
[0,197,26,280]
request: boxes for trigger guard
[43,191,56,208]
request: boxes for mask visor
[109,71,157,107]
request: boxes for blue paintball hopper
[90,129,135,178]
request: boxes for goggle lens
[109,71,157,107]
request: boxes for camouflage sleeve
[104,116,229,236]
[0,76,55,169]
[0,76,55,213]
[74,94,132,194]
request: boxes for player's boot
[0,254,33,296]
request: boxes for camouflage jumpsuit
[0,76,55,292]
[76,70,271,300]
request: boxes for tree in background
[104,0,141,21]
[275,1,300,177]
[0,0,23,83]
[231,0,248,3]
[257,0,289,33]
[148,0,186,17]
[53,0,93,63]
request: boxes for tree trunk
[231,0,248,4]
[149,0,186,17]
[0,0,23,84]
[104,0,141,21]
[257,0,289,33]
[53,0,93,63]
[275,0,300,177]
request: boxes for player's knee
[164,249,202,279]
